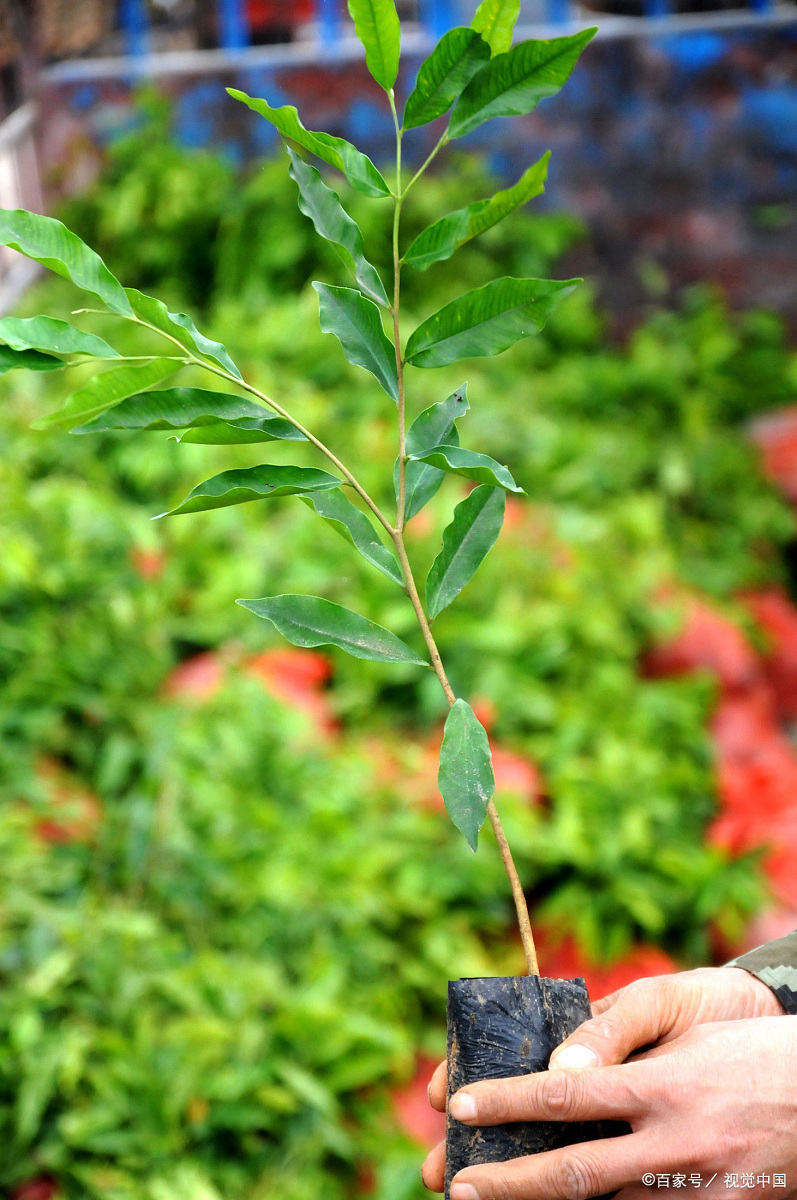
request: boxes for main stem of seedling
[134,104,540,979]
[388,94,539,978]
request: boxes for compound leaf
[403,27,490,129]
[314,283,398,401]
[32,359,180,432]
[228,91,390,198]
[287,147,388,306]
[439,699,494,850]
[426,484,505,618]
[404,154,549,271]
[348,0,401,90]
[408,444,523,493]
[471,0,520,55]
[237,594,428,665]
[159,465,340,518]
[404,275,579,368]
[396,384,470,520]
[0,316,119,359]
[449,28,596,138]
[0,208,132,315]
[300,489,403,585]
[72,387,305,444]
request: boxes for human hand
[422,1015,797,1199]
[547,967,784,1070]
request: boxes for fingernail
[449,1092,478,1121]
[450,1185,480,1200]
[549,1044,599,1070]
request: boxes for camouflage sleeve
[725,930,797,1014]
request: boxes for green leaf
[287,148,388,307]
[31,359,181,432]
[438,699,494,850]
[227,91,390,198]
[159,466,340,518]
[125,289,242,380]
[405,275,579,368]
[471,0,520,54]
[396,384,470,520]
[0,316,120,359]
[299,489,403,585]
[426,485,505,618]
[237,595,428,666]
[313,283,398,401]
[449,28,597,138]
[403,27,490,129]
[0,208,132,315]
[404,154,549,271]
[71,387,305,443]
[0,345,63,374]
[347,0,401,91]
[408,444,523,493]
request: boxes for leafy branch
[0,0,595,978]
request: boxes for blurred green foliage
[1,97,796,1196]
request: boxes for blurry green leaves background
[1,97,796,1197]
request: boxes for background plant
[1,14,797,1198]
[0,1,604,972]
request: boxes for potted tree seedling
[0,3,604,1192]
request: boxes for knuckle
[542,1069,583,1119]
[489,1174,520,1200]
[587,1011,623,1044]
[554,1153,603,1200]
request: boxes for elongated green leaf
[404,154,549,271]
[72,387,305,445]
[396,384,470,521]
[287,148,388,306]
[348,0,400,90]
[299,489,403,585]
[405,276,579,368]
[403,27,490,129]
[0,208,132,315]
[439,699,494,850]
[237,595,428,665]
[0,345,62,374]
[408,444,523,493]
[0,316,119,359]
[176,420,301,445]
[159,466,340,518]
[32,359,180,432]
[449,28,596,138]
[471,0,520,54]
[313,283,398,401]
[125,289,241,380]
[227,91,390,198]
[426,485,505,618]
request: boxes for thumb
[548,977,679,1069]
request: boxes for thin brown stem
[110,311,396,539]
[388,91,408,535]
[384,104,538,974]
[202,362,395,537]
[487,801,539,975]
